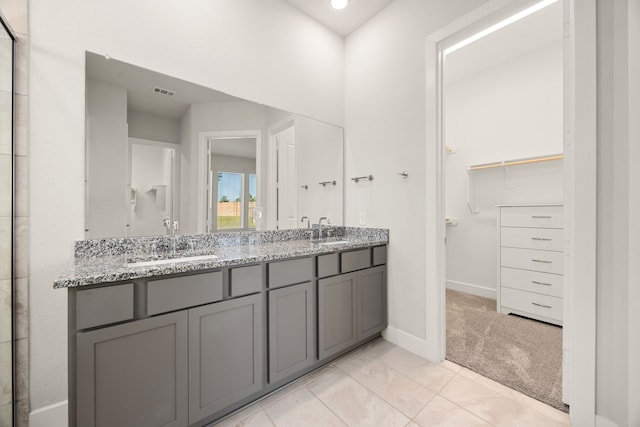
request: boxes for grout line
[305,384,350,427]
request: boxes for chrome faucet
[301,216,310,228]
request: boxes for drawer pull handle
[532,302,552,309]
[531,259,552,264]
[531,215,552,219]
[532,280,552,286]
[531,237,552,241]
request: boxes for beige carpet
[446,289,568,412]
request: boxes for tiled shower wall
[0,0,28,425]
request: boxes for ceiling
[282,0,395,36]
[445,0,562,84]
[86,53,244,120]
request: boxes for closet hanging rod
[467,154,563,171]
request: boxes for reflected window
[217,172,244,229]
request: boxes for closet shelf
[466,153,563,213]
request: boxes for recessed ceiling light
[331,0,348,10]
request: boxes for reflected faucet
[318,217,330,240]
[301,216,310,228]
[163,218,179,255]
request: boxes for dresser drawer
[147,271,223,315]
[501,287,562,321]
[500,206,563,229]
[501,247,563,274]
[501,267,562,298]
[500,227,563,252]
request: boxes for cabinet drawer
[500,206,563,228]
[268,257,313,288]
[501,247,563,275]
[501,267,562,298]
[147,271,223,316]
[500,227,563,252]
[317,253,339,278]
[341,249,371,273]
[501,287,562,321]
[230,264,263,296]
[76,284,134,330]
[372,246,387,266]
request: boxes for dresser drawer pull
[531,237,552,241]
[531,280,552,286]
[531,215,552,219]
[532,302,553,309]
[531,259,552,264]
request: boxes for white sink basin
[318,240,351,246]
[127,254,219,268]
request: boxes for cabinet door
[269,282,314,384]
[318,273,357,360]
[76,311,188,427]
[357,266,387,341]
[188,294,263,422]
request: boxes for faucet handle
[172,220,179,232]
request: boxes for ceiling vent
[153,87,175,97]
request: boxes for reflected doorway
[128,138,179,237]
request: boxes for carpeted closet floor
[446,289,569,412]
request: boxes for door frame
[197,130,262,233]
[424,0,596,424]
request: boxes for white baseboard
[30,400,68,427]
[595,415,620,427]
[382,326,429,359]
[446,279,496,300]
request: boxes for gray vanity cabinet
[188,294,263,423]
[318,272,358,360]
[357,265,387,341]
[268,281,315,384]
[76,311,189,427]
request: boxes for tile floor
[211,339,570,427]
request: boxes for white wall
[85,79,129,238]
[345,0,488,347]
[29,0,344,417]
[445,43,563,296]
[128,110,181,144]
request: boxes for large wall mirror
[84,51,344,238]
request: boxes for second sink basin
[127,254,219,268]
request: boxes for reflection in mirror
[84,51,344,238]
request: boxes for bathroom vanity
[55,227,388,427]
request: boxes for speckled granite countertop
[54,227,388,288]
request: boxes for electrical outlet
[359,212,366,226]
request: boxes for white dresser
[498,204,563,326]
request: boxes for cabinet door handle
[532,280,552,286]
[532,302,552,309]
[531,259,552,264]
[531,215,552,219]
[531,237,552,241]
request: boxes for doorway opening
[204,136,258,232]
[440,0,567,411]
[128,138,179,237]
